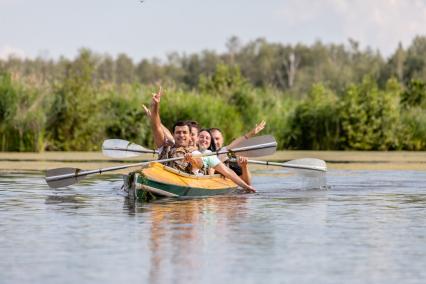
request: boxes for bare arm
[213,162,256,193]
[237,156,252,185]
[149,87,166,148]
[143,104,174,144]
[227,120,266,149]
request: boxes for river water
[0,169,425,284]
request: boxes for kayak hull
[124,162,239,201]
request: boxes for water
[1,170,425,284]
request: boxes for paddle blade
[284,159,328,190]
[45,167,85,188]
[102,139,157,158]
[283,158,327,172]
[231,135,277,157]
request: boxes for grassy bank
[1,151,426,173]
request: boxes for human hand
[246,120,266,138]
[237,156,248,167]
[151,86,163,105]
[244,185,256,193]
[142,104,152,117]
[184,152,193,162]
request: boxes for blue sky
[1,0,426,61]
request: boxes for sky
[1,0,426,61]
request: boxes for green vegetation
[1,36,426,151]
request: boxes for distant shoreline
[1,151,426,173]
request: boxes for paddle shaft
[102,147,158,154]
[46,141,277,182]
[230,158,327,172]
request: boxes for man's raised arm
[150,87,166,148]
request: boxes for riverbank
[1,151,426,173]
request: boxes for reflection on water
[0,170,425,284]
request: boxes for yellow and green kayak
[124,162,239,201]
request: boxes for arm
[227,120,266,149]
[237,156,252,185]
[213,162,256,193]
[149,87,166,148]
[143,104,174,144]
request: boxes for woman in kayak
[184,129,256,192]
[209,121,265,185]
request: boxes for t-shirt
[193,150,221,169]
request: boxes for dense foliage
[1,36,426,151]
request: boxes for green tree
[339,78,401,150]
[46,49,104,150]
[286,84,340,149]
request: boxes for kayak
[124,162,239,201]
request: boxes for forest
[1,36,425,151]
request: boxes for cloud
[0,46,27,60]
[276,0,426,55]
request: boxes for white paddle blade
[283,158,327,172]
[102,139,157,158]
[231,135,277,157]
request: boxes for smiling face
[198,130,212,151]
[173,125,191,147]
[210,129,224,149]
[190,127,199,147]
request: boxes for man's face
[190,127,199,147]
[211,130,224,149]
[174,125,191,147]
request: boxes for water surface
[1,170,425,284]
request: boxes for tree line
[0,36,425,151]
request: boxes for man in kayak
[142,110,200,148]
[148,87,197,173]
[186,120,200,147]
[147,87,256,193]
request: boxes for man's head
[185,120,200,147]
[172,121,192,147]
[210,127,224,149]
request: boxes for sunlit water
[1,170,425,284]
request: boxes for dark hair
[185,120,200,133]
[199,128,217,152]
[209,127,223,135]
[172,121,192,133]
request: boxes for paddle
[45,136,277,188]
[102,137,327,172]
[102,139,158,158]
[231,158,327,172]
[102,135,276,159]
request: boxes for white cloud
[276,0,426,55]
[0,46,27,60]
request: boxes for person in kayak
[143,107,200,148]
[147,87,256,193]
[210,120,266,184]
[148,87,197,173]
[186,120,200,147]
[184,128,256,193]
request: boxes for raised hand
[246,120,266,138]
[142,104,152,117]
[151,86,163,105]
